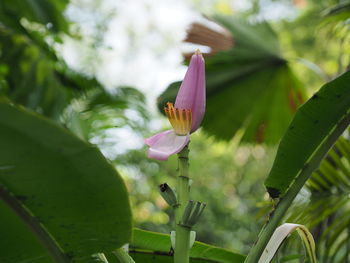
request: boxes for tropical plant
[2,0,350,263]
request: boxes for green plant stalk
[244,112,350,263]
[0,185,69,263]
[114,248,136,263]
[174,145,191,263]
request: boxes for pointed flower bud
[144,51,206,160]
[175,49,205,133]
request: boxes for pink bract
[145,51,206,161]
[175,51,206,133]
[146,130,190,161]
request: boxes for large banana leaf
[129,229,245,263]
[287,129,350,262]
[0,100,132,262]
[158,17,304,144]
[265,70,350,197]
[0,199,54,263]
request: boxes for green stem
[244,112,350,263]
[174,145,191,263]
[0,185,69,263]
[113,248,135,263]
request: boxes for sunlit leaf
[287,128,350,262]
[265,70,350,197]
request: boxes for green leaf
[285,128,350,262]
[265,70,350,197]
[158,17,305,144]
[246,67,350,261]
[0,199,54,263]
[0,101,132,262]
[130,228,245,263]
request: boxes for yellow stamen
[164,102,192,135]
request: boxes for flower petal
[144,130,173,146]
[147,130,189,161]
[175,51,206,132]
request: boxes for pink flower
[145,50,206,160]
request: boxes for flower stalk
[174,145,191,263]
[145,50,206,263]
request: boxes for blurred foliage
[0,0,142,125]
[0,0,77,119]
[0,0,69,33]
[0,0,149,147]
[277,0,350,88]
[61,86,149,158]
